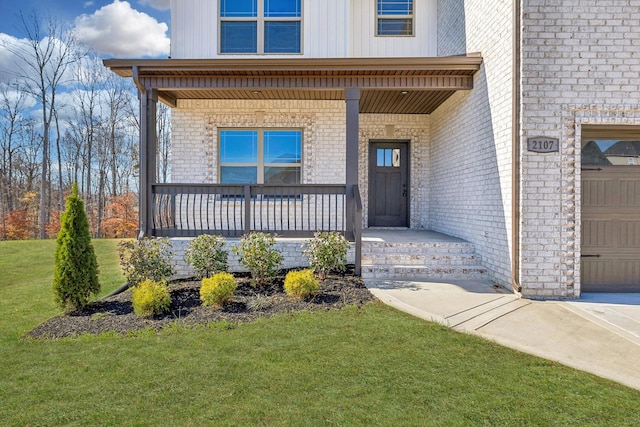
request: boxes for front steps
[360,230,488,281]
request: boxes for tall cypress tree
[53,183,100,311]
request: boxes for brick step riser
[361,266,487,281]
[361,255,481,267]
[361,245,476,256]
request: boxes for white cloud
[84,1,95,7]
[0,33,28,83]
[74,0,170,58]
[139,0,170,11]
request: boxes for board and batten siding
[350,0,437,58]
[169,0,437,59]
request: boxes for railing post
[244,185,251,235]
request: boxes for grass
[1,239,640,426]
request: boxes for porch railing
[152,183,348,238]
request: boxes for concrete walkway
[366,279,640,391]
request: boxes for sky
[0,0,171,59]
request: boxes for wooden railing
[151,183,349,238]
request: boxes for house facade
[105,0,640,298]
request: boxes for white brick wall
[172,100,431,230]
[432,0,514,287]
[171,237,355,277]
[520,1,640,297]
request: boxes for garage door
[582,164,640,292]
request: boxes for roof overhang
[104,55,483,114]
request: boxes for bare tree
[10,11,79,238]
[156,102,171,183]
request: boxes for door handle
[402,184,407,197]
[581,254,601,258]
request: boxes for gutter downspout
[512,1,522,293]
[132,65,146,95]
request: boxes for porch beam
[345,87,360,239]
[139,88,158,238]
[140,75,475,91]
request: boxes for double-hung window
[376,0,414,36]
[220,0,302,54]
[219,129,302,184]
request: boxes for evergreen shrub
[284,269,320,300]
[184,234,228,279]
[232,232,283,286]
[303,231,350,280]
[52,183,100,312]
[132,279,171,318]
[118,238,175,286]
[200,272,237,307]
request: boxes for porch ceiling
[104,55,483,114]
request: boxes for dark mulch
[27,268,376,339]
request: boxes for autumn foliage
[101,192,138,238]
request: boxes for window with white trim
[376,0,414,36]
[219,129,302,184]
[220,0,302,54]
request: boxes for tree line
[0,12,171,240]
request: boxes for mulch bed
[27,268,376,339]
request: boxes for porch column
[138,88,158,238]
[345,87,360,238]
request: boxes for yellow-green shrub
[284,269,319,300]
[200,272,237,307]
[132,279,171,318]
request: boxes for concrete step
[361,265,487,281]
[447,298,532,332]
[361,242,477,255]
[361,253,482,267]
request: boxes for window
[220,0,302,54]
[376,0,414,36]
[219,129,302,184]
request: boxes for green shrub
[200,272,237,307]
[53,183,100,312]
[132,279,171,318]
[284,269,320,300]
[232,232,283,286]
[184,234,228,279]
[303,231,350,280]
[118,238,175,286]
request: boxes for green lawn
[1,239,639,426]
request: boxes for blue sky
[0,0,170,58]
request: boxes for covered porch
[103,55,483,274]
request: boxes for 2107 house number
[527,137,559,153]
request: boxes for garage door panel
[619,179,640,207]
[617,260,640,285]
[582,165,640,290]
[618,220,640,247]
[582,219,614,248]
[582,259,614,286]
[582,178,614,207]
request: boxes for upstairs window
[376,0,414,36]
[220,0,302,54]
[219,129,302,184]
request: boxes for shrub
[52,183,100,312]
[303,231,350,280]
[184,234,228,279]
[132,279,171,318]
[284,269,320,300]
[118,238,175,286]
[232,232,283,286]
[200,272,237,307]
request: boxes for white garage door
[581,140,640,292]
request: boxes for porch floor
[362,228,470,244]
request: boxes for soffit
[104,56,482,114]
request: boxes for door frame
[367,139,411,227]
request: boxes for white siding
[350,0,437,57]
[169,0,436,59]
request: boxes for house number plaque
[527,136,559,153]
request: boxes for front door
[368,141,409,227]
